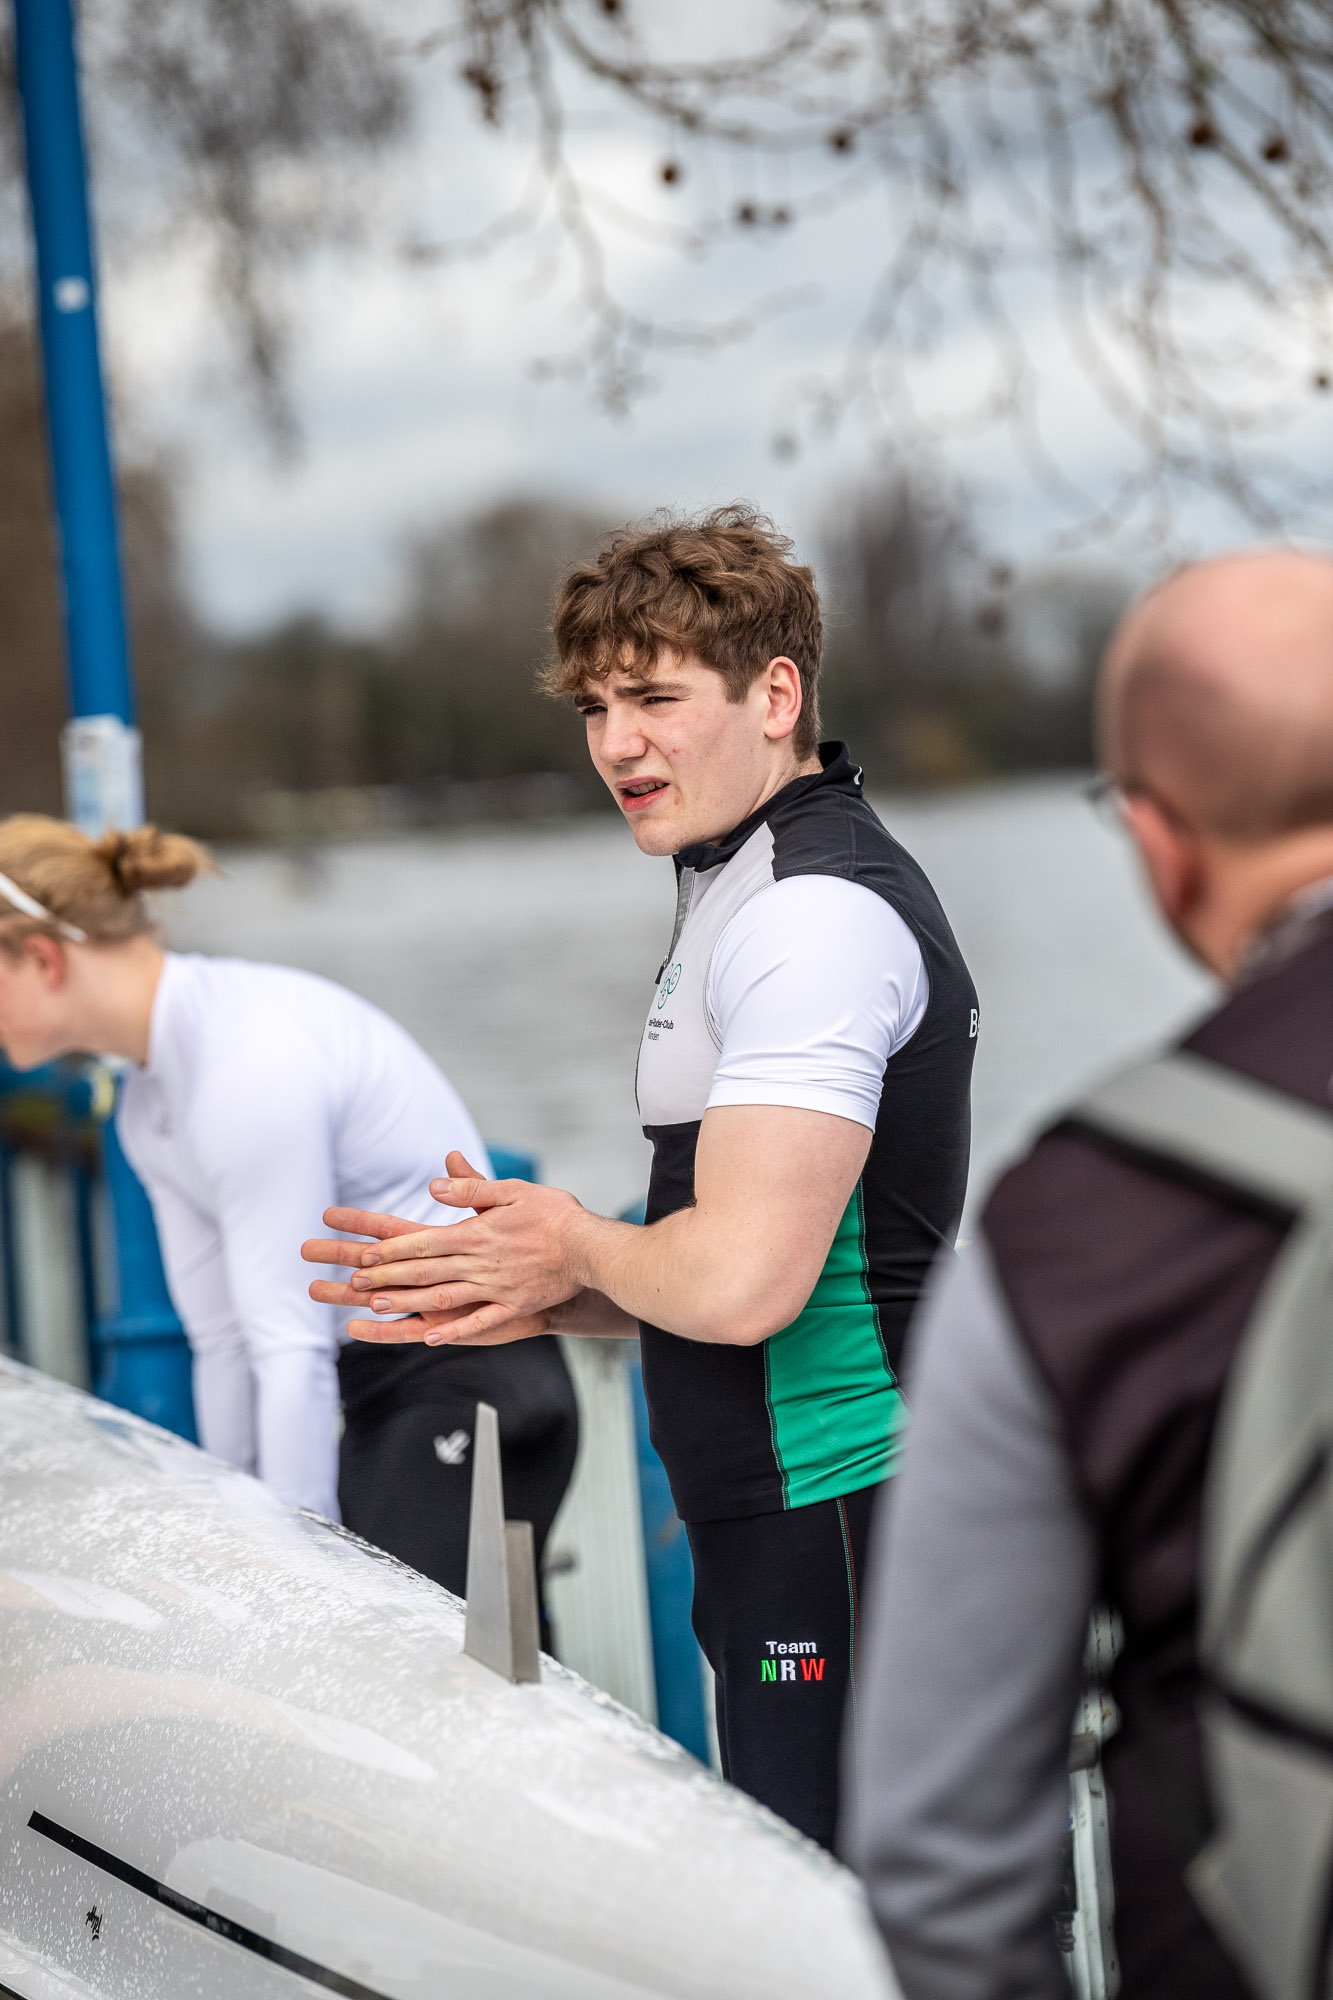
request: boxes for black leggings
[686,1482,879,1853]
[338,1338,579,1648]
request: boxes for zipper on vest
[657,867,696,982]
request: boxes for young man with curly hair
[306,506,978,1850]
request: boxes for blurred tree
[0,0,406,831]
[0,313,65,814]
[0,314,204,820]
[0,448,1127,835]
[394,495,615,788]
[166,496,612,836]
[821,474,1130,782]
[205,616,387,806]
[821,472,979,767]
[400,1,1333,543]
[0,0,404,440]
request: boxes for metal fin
[503,1520,542,1683]
[463,1401,541,1683]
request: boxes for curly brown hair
[544,504,823,757]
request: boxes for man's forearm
[325,1107,868,1347]
[548,1287,638,1339]
[563,1206,793,1345]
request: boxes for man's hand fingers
[346,1313,435,1344]
[321,1206,420,1241]
[357,1281,492,1315]
[352,1224,489,1270]
[302,1210,424,1268]
[429,1176,497,1213]
[429,1151,520,1214]
[425,1302,549,1346]
[345,1303,549,1347]
[350,1252,486,1292]
[301,1237,370,1270]
[308,1278,362,1308]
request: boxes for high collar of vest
[1238,872,1333,985]
[674,741,864,875]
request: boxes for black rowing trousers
[685,1482,878,1853]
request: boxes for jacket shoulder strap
[1068,1049,1333,1217]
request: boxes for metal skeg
[10,0,195,1441]
[463,1402,542,1685]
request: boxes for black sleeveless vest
[637,743,978,1523]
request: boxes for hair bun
[94,825,212,895]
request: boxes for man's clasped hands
[301,1157,586,1348]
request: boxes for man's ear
[23,934,68,989]
[1121,792,1205,938]
[761,656,802,742]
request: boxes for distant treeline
[0,319,1129,839]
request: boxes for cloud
[96,20,1333,635]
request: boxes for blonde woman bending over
[0,816,577,1571]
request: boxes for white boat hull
[0,1359,895,1999]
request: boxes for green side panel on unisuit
[763,1183,908,1509]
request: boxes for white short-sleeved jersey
[637,849,929,1133]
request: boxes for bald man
[849,550,1333,2000]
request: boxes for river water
[168,777,1215,1225]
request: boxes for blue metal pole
[618,1201,710,1761]
[0,1142,19,1360]
[629,1356,711,1763]
[12,0,195,1441]
[12,0,131,730]
[96,1122,196,1439]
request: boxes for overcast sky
[94,6,1333,637]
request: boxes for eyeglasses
[1083,772,1194,834]
[1083,773,1131,824]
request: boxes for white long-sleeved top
[117,953,489,1519]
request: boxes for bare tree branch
[0,0,405,443]
[403,0,1333,542]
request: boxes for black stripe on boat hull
[27,1810,395,1999]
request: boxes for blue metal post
[12,0,195,1440]
[12,0,131,728]
[629,1357,711,1762]
[0,1143,18,1359]
[618,1201,710,1761]
[96,1122,195,1438]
